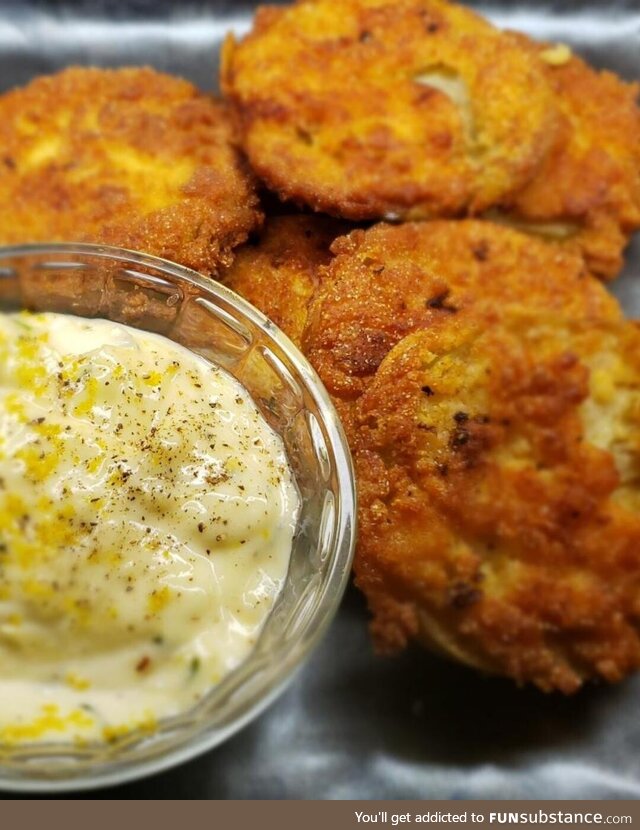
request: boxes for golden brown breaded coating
[222,0,560,220]
[491,39,640,281]
[303,221,620,438]
[0,67,262,274]
[354,313,640,693]
[219,214,348,345]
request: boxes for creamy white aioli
[0,312,299,745]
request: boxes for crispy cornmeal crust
[0,67,262,274]
[354,314,640,693]
[303,221,620,440]
[492,37,640,281]
[222,0,560,220]
[219,214,349,345]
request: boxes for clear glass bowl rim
[0,242,357,793]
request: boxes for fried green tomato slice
[303,221,620,439]
[219,214,349,345]
[489,39,640,281]
[354,313,640,693]
[222,0,560,220]
[0,67,262,274]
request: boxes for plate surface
[0,0,639,799]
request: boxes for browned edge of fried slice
[219,213,352,345]
[353,313,640,693]
[0,67,263,275]
[303,219,620,443]
[490,36,640,281]
[222,0,561,222]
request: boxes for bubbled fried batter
[0,67,262,274]
[491,38,640,281]
[354,314,640,693]
[222,0,560,220]
[303,221,620,439]
[219,214,349,345]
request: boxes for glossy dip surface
[0,311,299,745]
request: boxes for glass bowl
[0,243,356,793]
